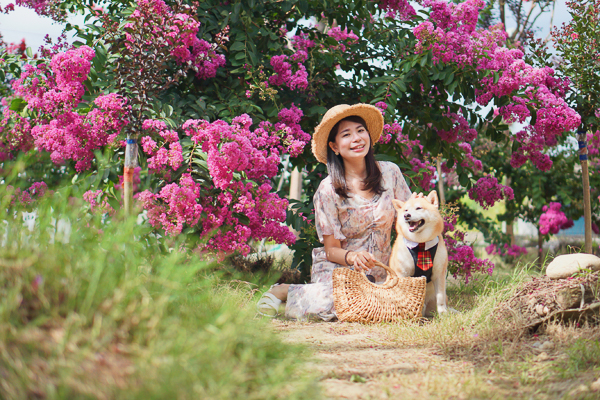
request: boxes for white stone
[546,254,600,279]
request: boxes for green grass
[0,193,319,399]
[555,339,600,378]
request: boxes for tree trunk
[506,222,515,246]
[436,157,446,206]
[577,131,593,253]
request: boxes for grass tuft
[0,194,318,399]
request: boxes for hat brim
[311,104,384,164]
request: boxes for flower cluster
[436,112,477,143]
[268,55,309,91]
[139,108,308,254]
[326,26,359,52]
[587,130,600,157]
[539,202,574,235]
[4,181,52,206]
[409,158,436,191]
[377,0,417,20]
[468,175,514,209]
[139,120,183,173]
[138,173,203,236]
[458,143,482,171]
[449,245,494,283]
[291,32,315,62]
[123,0,225,80]
[0,110,33,161]
[485,243,527,258]
[83,189,115,215]
[10,47,129,171]
[443,207,494,283]
[14,0,66,21]
[414,0,581,172]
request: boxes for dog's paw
[437,305,448,314]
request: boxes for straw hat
[311,104,384,164]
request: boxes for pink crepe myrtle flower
[539,202,573,235]
[468,175,514,209]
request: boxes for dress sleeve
[391,163,412,201]
[313,181,346,243]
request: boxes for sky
[0,1,86,51]
[0,0,573,53]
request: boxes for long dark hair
[326,115,384,199]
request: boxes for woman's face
[329,120,371,161]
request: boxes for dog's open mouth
[408,219,425,232]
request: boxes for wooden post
[436,156,446,206]
[123,138,138,217]
[577,131,593,253]
[505,177,515,246]
[289,167,303,202]
[538,226,544,268]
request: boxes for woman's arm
[323,234,375,272]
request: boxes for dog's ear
[392,199,405,211]
[427,190,439,208]
[410,192,418,199]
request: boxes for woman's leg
[269,284,290,302]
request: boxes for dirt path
[273,320,483,400]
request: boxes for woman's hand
[347,250,375,272]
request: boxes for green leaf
[459,173,469,187]
[350,375,367,383]
[233,212,251,225]
[374,154,399,162]
[25,47,33,58]
[9,98,26,112]
[230,41,245,52]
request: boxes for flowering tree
[0,0,584,281]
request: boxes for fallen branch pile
[496,271,600,330]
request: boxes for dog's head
[392,191,444,243]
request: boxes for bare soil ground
[273,317,600,400]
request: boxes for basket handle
[371,260,399,289]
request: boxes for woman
[257,103,412,320]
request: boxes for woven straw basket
[332,261,426,323]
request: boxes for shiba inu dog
[390,191,448,316]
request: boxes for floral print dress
[285,161,412,321]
